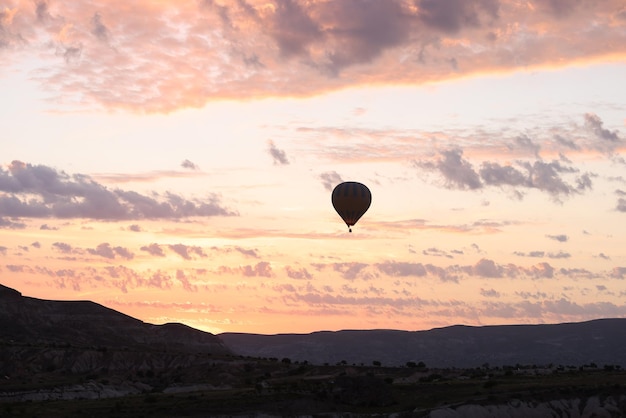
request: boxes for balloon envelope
[331,182,371,231]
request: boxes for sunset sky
[2,0,626,335]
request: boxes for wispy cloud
[319,171,343,191]
[52,242,75,254]
[616,189,626,212]
[267,140,290,165]
[585,113,622,147]
[217,262,273,278]
[87,243,134,260]
[181,159,200,170]
[168,244,207,260]
[546,234,569,242]
[140,243,166,257]
[514,250,571,259]
[92,169,205,183]
[285,265,313,280]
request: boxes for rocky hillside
[426,395,626,418]
[4,282,626,370]
[2,283,626,416]
[0,283,230,355]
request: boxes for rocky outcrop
[427,396,626,417]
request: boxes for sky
[1,0,626,335]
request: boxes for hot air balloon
[331,181,371,232]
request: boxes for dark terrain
[1,283,626,417]
[220,318,626,368]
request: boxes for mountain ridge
[0,283,230,354]
[2,283,626,416]
[2,283,625,369]
[219,318,626,368]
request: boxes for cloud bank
[0,161,237,225]
[1,0,624,111]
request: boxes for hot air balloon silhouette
[331,182,371,232]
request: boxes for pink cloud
[1,0,623,112]
[216,261,273,278]
[140,243,165,257]
[176,269,198,292]
[285,266,313,280]
[87,243,134,260]
[168,244,207,260]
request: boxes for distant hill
[3,283,626,416]
[0,283,230,355]
[220,319,626,368]
[2,283,625,370]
